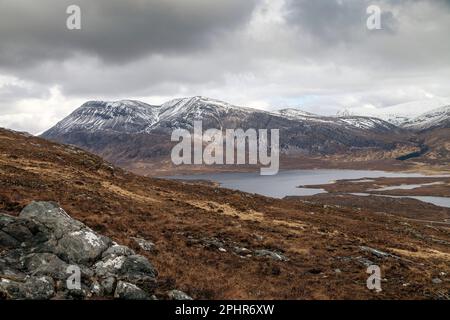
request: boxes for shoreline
[123,157,450,178]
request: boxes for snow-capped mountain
[277,108,395,131]
[158,96,255,119]
[337,117,394,131]
[44,96,399,135]
[275,108,316,119]
[41,96,414,164]
[150,96,258,132]
[44,100,160,135]
[336,108,355,117]
[337,98,450,128]
[402,105,450,130]
[158,96,241,123]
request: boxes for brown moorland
[0,128,449,299]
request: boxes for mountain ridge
[44,96,406,136]
[46,96,450,136]
[402,105,450,131]
[336,98,450,129]
[41,96,417,170]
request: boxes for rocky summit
[0,201,161,300]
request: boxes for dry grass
[0,128,449,300]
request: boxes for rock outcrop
[0,201,158,300]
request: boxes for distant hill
[337,98,450,128]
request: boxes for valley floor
[0,128,449,299]
[123,155,450,178]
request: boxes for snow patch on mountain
[275,108,317,120]
[402,105,450,130]
[336,108,355,117]
[337,98,450,128]
[158,96,252,122]
[43,96,401,138]
[50,100,160,134]
[338,117,392,130]
[276,107,393,130]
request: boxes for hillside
[403,106,450,131]
[1,127,449,299]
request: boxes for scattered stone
[120,254,157,281]
[100,277,116,295]
[233,247,251,255]
[55,228,111,265]
[168,289,193,300]
[254,234,264,241]
[94,255,127,277]
[355,256,374,267]
[114,281,149,300]
[359,246,402,260]
[132,237,155,252]
[203,238,226,250]
[102,244,135,258]
[0,276,55,300]
[432,278,443,284]
[254,249,288,262]
[24,252,69,280]
[90,281,102,296]
[186,236,290,263]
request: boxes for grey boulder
[114,281,149,300]
[0,201,158,300]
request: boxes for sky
[1,0,450,134]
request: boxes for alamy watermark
[66,4,382,31]
[66,265,81,290]
[367,5,382,30]
[171,121,280,175]
[366,265,382,292]
[66,5,81,30]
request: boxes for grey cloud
[1,0,450,135]
[0,0,258,68]
[284,0,400,44]
[0,83,45,105]
[10,50,246,98]
[283,0,450,40]
[282,0,450,71]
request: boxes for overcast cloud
[0,0,450,134]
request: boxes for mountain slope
[1,127,449,299]
[334,101,450,162]
[338,98,450,128]
[402,105,450,131]
[43,100,160,135]
[41,97,416,169]
[274,108,317,119]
